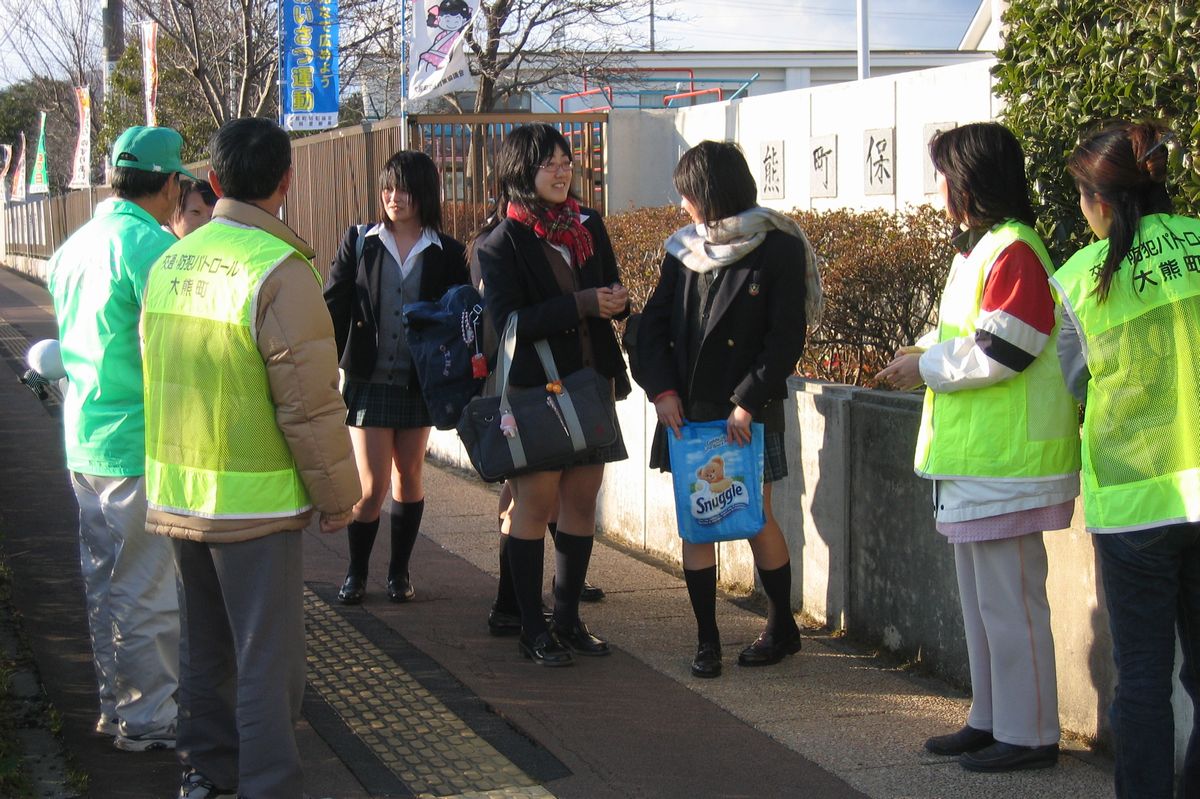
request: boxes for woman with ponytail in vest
[1052,120,1200,798]
[471,123,631,667]
[324,151,468,605]
[878,122,1080,773]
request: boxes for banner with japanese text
[0,144,11,204]
[28,112,49,196]
[408,0,479,102]
[280,0,339,131]
[69,87,93,189]
[141,21,159,126]
[10,133,27,203]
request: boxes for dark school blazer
[635,229,808,419]
[323,225,469,380]
[472,209,632,400]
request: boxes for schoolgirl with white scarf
[634,141,822,679]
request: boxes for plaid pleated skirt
[343,381,433,429]
[651,428,789,483]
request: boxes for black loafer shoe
[488,605,555,636]
[337,575,365,605]
[960,741,1059,772]
[487,607,522,636]
[925,725,994,756]
[736,628,802,667]
[551,620,610,656]
[387,573,415,603]
[579,580,606,603]
[518,631,573,667]
[691,641,722,678]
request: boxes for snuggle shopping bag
[667,420,766,544]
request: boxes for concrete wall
[606,59,999,213]
[2,255,48,283]
[427,376,1195,756]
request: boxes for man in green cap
[47,125,197,753]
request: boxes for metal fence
[1,112,608,278]
[3,187,112,260]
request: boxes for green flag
[28,111,49,196]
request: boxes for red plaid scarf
[506,198,594,268]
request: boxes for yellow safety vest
[141,219,318,518]
[1051,213,1200,531]
[914,220,1080,480]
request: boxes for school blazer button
[356,321,364,328]
[727,339,735,347]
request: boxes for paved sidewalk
[0,266,1115,798]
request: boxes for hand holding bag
[456,313,618,482]
[667,419,766,543]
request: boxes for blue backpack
[402,284,488,430]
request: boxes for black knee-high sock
[494,533,519,613]
[683,566,720,645]
[757,561,798,636]
[346,519,380,579]
[388,499,424,580]
[552,531,593,627]
[506,536,548,636]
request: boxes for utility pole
[650,0,655,51]
[856,0,870,80]
[101,0,125,102]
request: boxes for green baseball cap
[110,126,199,180]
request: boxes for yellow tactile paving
[304,590,556,799]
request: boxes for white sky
[0,0,984,89]
[652,0,981,51]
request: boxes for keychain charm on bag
[462,304,489,379]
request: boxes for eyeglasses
[537,161,575,175]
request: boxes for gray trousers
[956,533,1061,746]
[72,472,179,737]
[174,531,305,799]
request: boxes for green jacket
[48,197,176,476]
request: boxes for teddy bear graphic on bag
[668,420,766,544]
[692,454,748,522]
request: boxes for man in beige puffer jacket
[142,116,361,799]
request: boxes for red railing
[559,87,614,113]
[664,88,724,107]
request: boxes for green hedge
[994,0,1200,263]
[605,205,955,385]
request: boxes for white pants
[73,472,180,737]
[955,533,1060,746]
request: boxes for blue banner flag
[280,0,339,131]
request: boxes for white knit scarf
[665,206,824,328]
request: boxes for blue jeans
[1096,523,1200,799]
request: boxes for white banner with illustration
[408,0,479,102]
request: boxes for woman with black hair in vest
[324,151,468,605]
[1052,120,1200,797]
[471,123,630,667]
[635,140,820,679]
